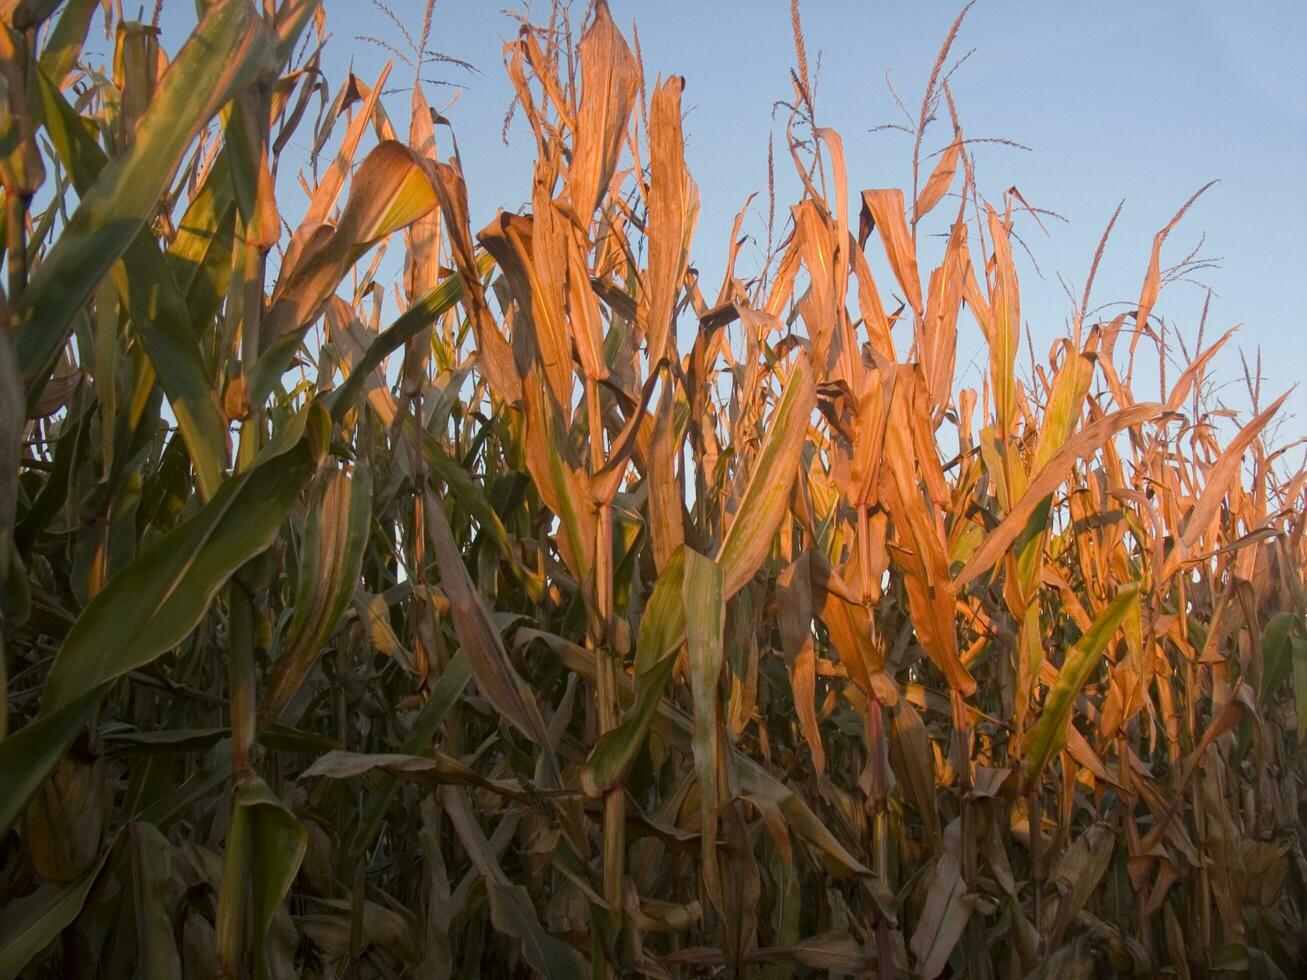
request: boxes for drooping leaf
[253,140,442,403]
[914,135,963,221]
[859,188,923,319]
[0,842,111,980]
[0,687,101,839]
[40,409,320,714]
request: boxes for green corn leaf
[1021,583,1140,790]
[1293,636,1307,747]
[586,356,815,794]
[245,779,307,980]
[550,611,876,881]
[682,547,726,909]
[36,0,98,87]
[33,66,230,499]
[585,547,685,793]
[167,148,237,333]
[716,353,815,598]
[2,405,318,863]
[350,652,473,860]
[325,256,487,422]
[0,687,102,838]
[0,838,112,980]
[422,485,552,752]
[129,822,182,980]
[419,426,516,565]
[1260,612,1302,701]
[17,0,277,392]
[40,405,322,715]
[260,457,373,728]
[216,776,308,980]
[444,787,585,979]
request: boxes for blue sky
[156,0,1307,439]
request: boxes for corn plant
[0,1,1303,977]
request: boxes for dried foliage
[0,1,1304,977]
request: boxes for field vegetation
[0,0,1303,976]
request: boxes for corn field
[0,1,1304,977]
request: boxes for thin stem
[865,696,894,980]
[228,581,256,775]
[216,582,258,977]
[1030,787,1043,937]
[952,687,976,889]
[586,375,624,937]
[6,193,29,305]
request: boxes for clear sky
[155,0,1307,439]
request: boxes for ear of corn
[0,2,1303,977]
